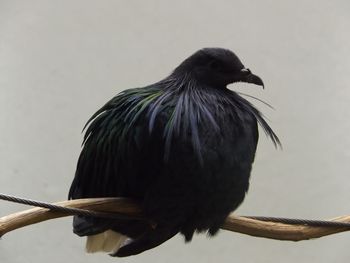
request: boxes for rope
[0,193,141,220]
[1,193,350,228]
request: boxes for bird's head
[173,48,264,89]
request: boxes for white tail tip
[86,230,127,254]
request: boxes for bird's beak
[240,69,265,89]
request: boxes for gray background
[1,0,349,262]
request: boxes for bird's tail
[86,230,127,254]
[73,215,179,257]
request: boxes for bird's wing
[68,86,165,200]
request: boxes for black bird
[68,47,280,257]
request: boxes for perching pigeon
[68,47,280,257]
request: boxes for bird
[68,47,280,257]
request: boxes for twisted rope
[0,193,142,220]
[1,193,350,228]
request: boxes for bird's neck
[160,72,197,91]
[161,72,228,92]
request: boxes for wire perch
[1,197,350,241]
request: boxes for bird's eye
[208,60,221,70]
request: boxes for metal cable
[1,193,350,228]
[0,193,141,220]
[244,216,350,228]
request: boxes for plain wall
[1,0,350,262]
